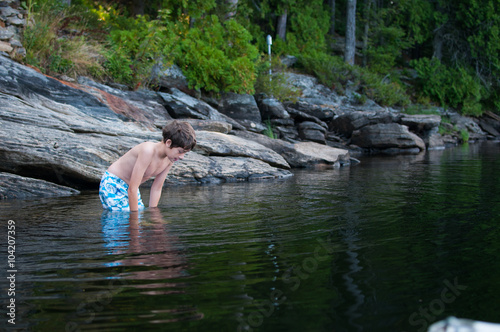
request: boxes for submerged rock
[0,172,80,199]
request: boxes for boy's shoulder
[135,141,157,151]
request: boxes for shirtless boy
[99,120,196,211]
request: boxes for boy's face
[165,140,189,162]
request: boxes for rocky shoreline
[1,54,499,199]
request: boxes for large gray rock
[298,121,326,144]
[194,131,290,169]
[182,119,232,134]
[257,97,290,120]
[329,110,401,138]
[283,72,341,107]
[289,142,351,168]
[447,111,486,140]
[219,92,262,122]
[351,123,426,154]
[160,88,225,121]
[284,100,336,121]
[478,117,500,137]
[77,76,170,129]
[154,63,189,91]
[400,114,441,134]
[167,153,292,185]
[0,172,80,199]
[232,130,351,168]
[0,55,294,191]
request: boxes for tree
[226,0,239,20]
[345,0,357,65]
[277,8,287,40]
[328,0,336,36]
[362,0,374,67]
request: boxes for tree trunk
[329,0,336,36]
[277,9,288,41]
[432,26,444,61]
[226,0,239,20]
[362,0,370,67]
[130,0,145,17]
[345,0,357,65]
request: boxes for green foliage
[362,72,411,107]
[254,56,301,102]
[411,58,484,116]
[175,16,259,94]
[21,0,37,24]
[298,52,352,92]
[403,104,440,115]
[22,0,104,78]
[363,0,413,73]
[285,0,330,55]
[460,129,470,142]
[263,120,277,139]
[20,0,500,115]
[299,52,410,107]
[438,124,453,136]
[100,9,180,88]
[400,0,434,45]
[23,18,54,69]
[457,0,500,78]
[365,25,408,73]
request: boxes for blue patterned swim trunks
[99,171,145,211]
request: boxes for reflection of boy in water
[101,208,186,280]
[99,121,196,211]
[101,208,204,322]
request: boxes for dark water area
[1,141,499,332]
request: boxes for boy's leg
[99,171,145,211]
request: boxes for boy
[99,120,196,211]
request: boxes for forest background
[21,0,500,117]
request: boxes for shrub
[174,16,259,94]
[22,0,104,78]
[362,72,411,107]
[411,58,484,116]
[298,52,353,92]
[299,52,410,107]
[254,55,301,102]
[263,120,276,139]
[460,129,470,142]
[102,11,179,88]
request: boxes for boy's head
[162,120,197,151]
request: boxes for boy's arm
[148,163,172,208]
[128,147,154,211]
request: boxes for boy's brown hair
[162,120,197,150]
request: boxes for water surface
[1,141,499,332]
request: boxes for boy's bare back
[108,141,174,185]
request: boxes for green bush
[298,52,353,93]
[299,52,410,107]
[362,72,410,107]
[174,16,259,94]
[411,58,484,116]
[103,12,179,88]
[254,55,301,102]
[460,129,470,142]
[22,0,104,78]
[365,25,409,74]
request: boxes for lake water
[1,141,499,332]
